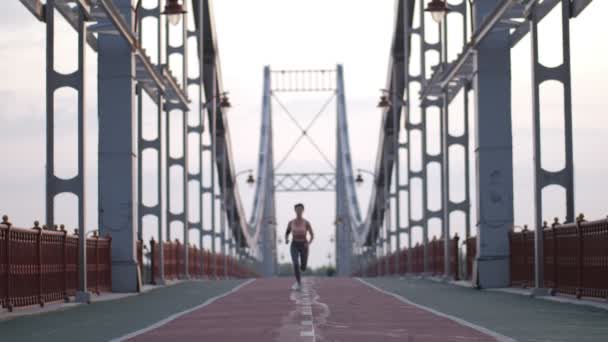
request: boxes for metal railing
[149,239,258,283]
[354,236,460,280]
[0,215,111,312]
[509,215,608,299]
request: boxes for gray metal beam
[472,0,513,288]
[97,0,139,293]
[530,0,575,293]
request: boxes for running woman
[285,203,314,291]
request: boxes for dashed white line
[298,279,316,341]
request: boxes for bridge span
[1,0,607,341]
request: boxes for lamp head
[220,93,231,109]
[377,95,391,108]
[162,0,186,26]
[246,173,255,187]
[425,0,449,24]
[355,173,364,186]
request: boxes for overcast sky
[0,1,607,268]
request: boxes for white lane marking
[357,278,517,342]
[300,278,316,341]
[110,279,256,342]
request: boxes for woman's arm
[285,221,291,244]
[306,221,314,244]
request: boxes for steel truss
[17,0,190,294]
[274,173,336,192]
[412,0,591,286]
[271,69,337,93]
[17,0,260,288]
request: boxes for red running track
[126,278,498,342]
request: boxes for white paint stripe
[110,279,256,342]
[300,279,316,341]
[357,278,517,342]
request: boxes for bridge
[1,0,607,341]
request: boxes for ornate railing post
[453,234,460,281]
[150,238,156,284]
[2,215,13,311]
[551,218,559,295]
[576,213,585,299]
[61,224,68,302]
[95,231,100,295]
[34,221,43,307]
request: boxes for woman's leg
[290,242,301,284]
[300,243,309,272]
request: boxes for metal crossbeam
[419,0,594,107]
[91,0,190,109]
[274,173,335,192]
[272,91,337,171]
[271,69,337,92]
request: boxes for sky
[0,0,607,269]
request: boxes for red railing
[509,226,535,288]
[355,236,460,279]
[420,215,608,299]
[0,216,111,312]
[509,215,608,299]
[150,239,259,283]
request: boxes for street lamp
[379,89,407,107]
[235,169,255,188]
[246,173,255,187]
[377,95,391,108]
[355,173,364,186]
[220,92,231,109]
[356,168,376,187]
[425,0,449,24]
[162,0,187,26]
[203,92,231,110]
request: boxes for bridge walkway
[1,278,608,341]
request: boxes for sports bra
[291,219,307,242]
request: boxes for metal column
[165,5,190,278]
[98,0,139,293]
[530,0,575,291]
[414,0,431,274]
[136,0,165,284]
[472,0,514,288]
[45,0,90,301]
[439,0,469,279]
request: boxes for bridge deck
[1,277,607,341]
[126,278,494,341]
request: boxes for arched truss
[195,0,276,267]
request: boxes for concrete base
[111,261,139,293]
[154,277,167,286]
[75,291,91,304]
[476,256,509,289]
[530,287,551,297]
